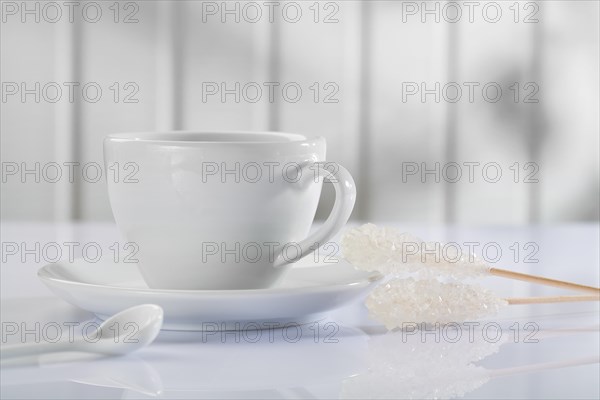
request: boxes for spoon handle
[1,340,72,359]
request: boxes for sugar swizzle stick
[342,224,600,295]
[367,278,600,329]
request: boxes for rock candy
[342,223,490,279]
[366,278,508,328]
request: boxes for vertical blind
[1,1,598,224]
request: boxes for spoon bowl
[1,304,164,360]
[91,304,164,355]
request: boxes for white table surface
[1,222,599,399]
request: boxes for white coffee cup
[103,131,356,290]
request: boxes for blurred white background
[1,0,598,225]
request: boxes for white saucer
[38,258,382,331]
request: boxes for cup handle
[273,161,356,268]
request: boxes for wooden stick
[506,295,600,305]
[489,267,600,295]
[490,356,600,378]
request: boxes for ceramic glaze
[104,131,356,290]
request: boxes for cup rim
[105,131,321,145]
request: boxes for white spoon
[1,304,164,360]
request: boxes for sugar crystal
[366,278,508,328]
[342,224,490,279]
